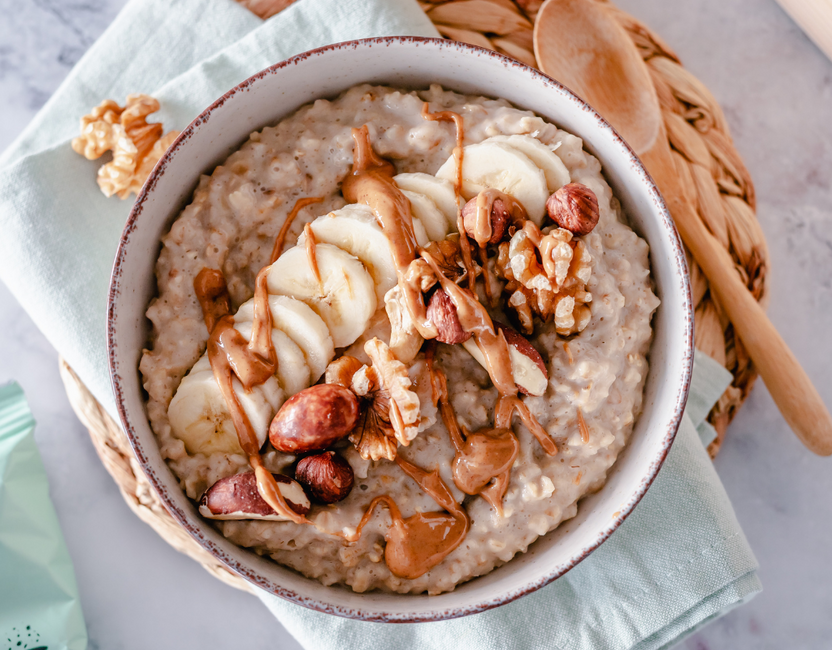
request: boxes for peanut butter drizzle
[495,395,558,456]
[195,267,306,525]
[351,456,469,580]
[421,251,516,396]
[473,189,528,307]
[343,125,437,338]
[420,103,478,290]
[303,223,323,289]
[477,244,495,307]
[269,196,324,264]
[194,268,231,333]
[433,360,518,515]
[472,189,527,247]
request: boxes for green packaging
[0,383,87,650]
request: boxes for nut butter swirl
[193,268,306,525]
[350,456,469,580]
[426,343,556,515]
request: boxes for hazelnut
[462,195,511,246]
[427,289,471,344]
[495,322,548,396]
[295,451,355,504]
[545,183,599,235]
[269,384,360,453]
[198,471,310,520]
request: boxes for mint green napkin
[0,383,88,650]
[262,353,760,650]
[0,0,760,647]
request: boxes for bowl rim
[108,35,693,623]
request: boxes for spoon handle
[642,139,832,456]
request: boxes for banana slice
[400,190,449,242]
[235,295,334,382]
[486,135,571,192]
[168,364,283,455]
[412,216,430,247]
[435,141,549,225]
[297,204,397,302]
[234,321,311,397]
[394,173,460,230]
[267,243,377,349]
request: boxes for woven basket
[59,0,767,592]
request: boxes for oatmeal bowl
[108,37,692,621]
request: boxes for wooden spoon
[534,0,832,456]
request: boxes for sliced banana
[394,173,460,230]
[486,135,571,192]
[267,243,377,349]
[297,204,397,302]
[236,294,334,382]
[400,190,449,242]
[412,216,430,247]
[168,364,283,455]
[234,321,311,397]
[435,141,549,225]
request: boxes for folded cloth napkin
[263,353,760,650]
[0,0,760,647]
[0,383,88,650]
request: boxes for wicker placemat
[59,0,768,591]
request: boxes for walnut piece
[364,338,421,446]
[71,94,179,200]
[497,222,593,336]
[384,284,424,363]
[330,339,422,462]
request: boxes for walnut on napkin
[71,94,179,200]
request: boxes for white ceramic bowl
[108,37,693,622]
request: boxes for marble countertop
[2,0,831,648]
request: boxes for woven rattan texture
[60,0,767,588]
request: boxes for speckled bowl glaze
[108,37,693,622]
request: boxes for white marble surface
[1,0,831,648]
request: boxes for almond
[269,384,360,453]
[427,288,471,344]
[295,451,355,504]
[545,183,599,235]
[198,471,310,520]
[495,322,548,396]
[461,322,549,396]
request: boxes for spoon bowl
[534,0,660,154]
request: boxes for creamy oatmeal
[139,84,659,595]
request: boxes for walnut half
[71,94,179,200]
[326,339,421,462]
[497,222,593,336]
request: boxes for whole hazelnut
[462,195,511,246]
[295,451,355,504]
[545,183,600,235]
[269,384,360,453]
[427,289,471,345]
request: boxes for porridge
[139,84,659,595]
